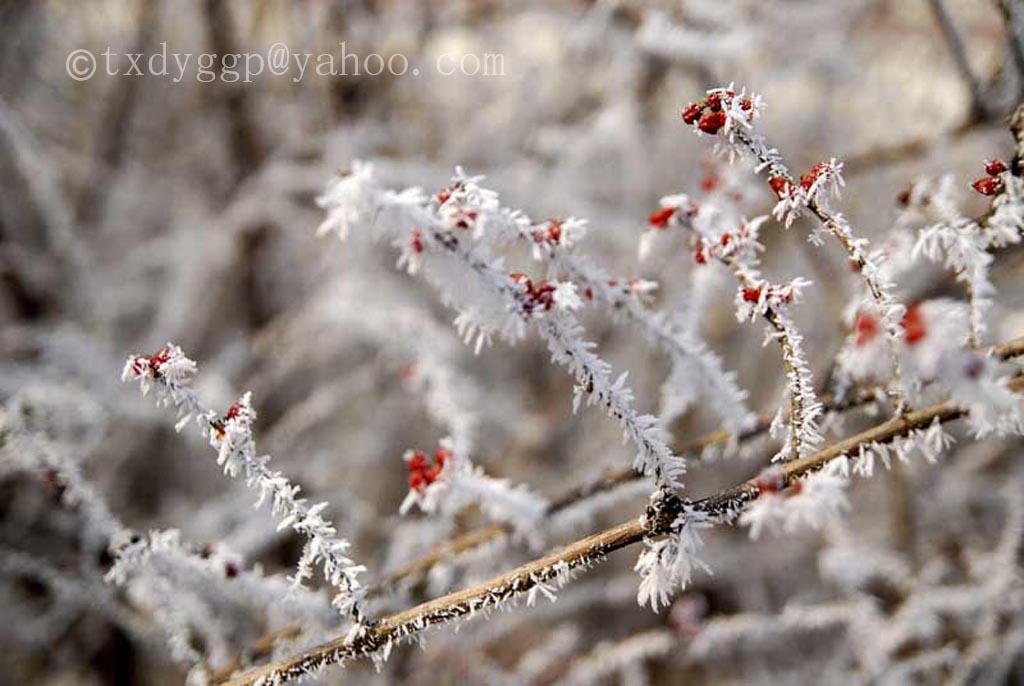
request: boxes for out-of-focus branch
[927,0,987,121]
[842,115,999,176]
[78,0,159,227]
[996,0,1024,101]
[216,336,1024,686]
[1010,102,1024,174]
[202,0,265,186]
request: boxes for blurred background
[1,1,1023,685]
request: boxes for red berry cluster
[680,89,752,135]
[972,158,1008,197]
[742,287,762,303]
[410,228,424,254]
[129,346,172,378]
[532,219,564,245]
[406,446,450,492]
[510,272,557,312]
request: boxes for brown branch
[202,0,265,187]
[1011,103,1024,175]
[996,0,1024,103]
[927,0,988,121]
[77,0,159,227]
[218,519,648,686]
[216,336,1024,686]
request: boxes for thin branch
[215,336,1024,686]
[927,0,988,121]
[996,0,1024,102]
[1011,102,1024,175]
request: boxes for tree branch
[927,0,988,121]
[216,336,1024,686]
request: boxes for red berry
[720,233,731,246]
[896,188,911,207]
[547,220,563,243]
[799,162,828,192]
[902,304,926,345]
[407,450,428,471]
[681,102,702,125]
[409,471,425,491]
[799,172,816,192]
[742,287,761,303]
[700,174,719,193]
[854,312,879,347]
[706,89,733,112]
[648,206,676,229]
[693,248,706,264]
[755,468,784,494]
[740,98,753,111]
[972,177,1003,196]
[768,176,790,199]
[697,111,727,135]
[984,158,1008,176]
[434,447,450,468]
[584,286,594,301]
[147,346,171,375]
